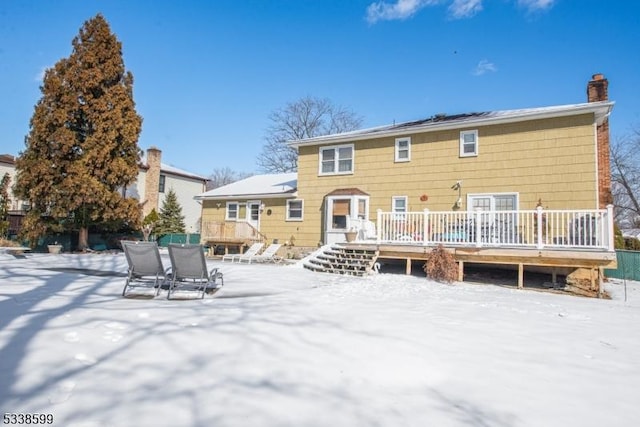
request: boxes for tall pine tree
[155,189,186,236]
[15,14,142,250]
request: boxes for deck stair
[303,244,379,276]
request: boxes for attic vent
[433,113,447,120]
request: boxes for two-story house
[126,147,208,233]
[198,74,616,293]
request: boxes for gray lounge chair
[121,241,170,297]
[167,244,224,299]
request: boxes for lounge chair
[121,241,171,297]
[221,242,264,263]
[167,244,224,299]
[237,243,283,264]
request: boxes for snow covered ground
[0,252,638,427]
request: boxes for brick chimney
[587,74,612,208]
[143,147,162,217]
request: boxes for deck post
[475,208,482,248]
[536,206,544,250]
[518,263,524,288]
[606,204,615,251]
[458,261,464,281]
[423,208,430,247]
[377,209,382,243]
[406,258,412,275]
[598,267,604,298]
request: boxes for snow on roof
[288,101,615,147]
[196,172,297,200]
[159,163,208,181]
[622,229,640,240]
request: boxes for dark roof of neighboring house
[288,101,614,148]
[157,163,208,182]
[0,154,16,165]
[138,161,208,182]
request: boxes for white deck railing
[372,206,615,251]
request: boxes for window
[319,144,354,175]
[469,194,517,211]
[357,198,367,220]
[226,202,238,220]
[392,196,408,216]
[395,137,411,162]
[158,174,166,193]
[331,199,350,229]
[286,199,304,221]
[460,130,478,157]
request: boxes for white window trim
[466,193,519,212]
[460,130,478,157]
[392,196,408,220]
[318,144,354,176]
[286,199,304,221]
[395,137,411,162]
[392,196,408,213]
[226,202,239,221]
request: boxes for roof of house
[139,153,208,182]
[622,229,640,240]
[159,163,208,182]
[288,101,614,148]
[326,188,369,197]
[195,173,297,200]
[0,154,15,165]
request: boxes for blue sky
[1,0,639,177]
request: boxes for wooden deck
[341,242,617,293]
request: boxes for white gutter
[195,191,298,201]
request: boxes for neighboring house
[127,147,208,233]
[198,74,614,254]
[2,147,207,236]
[0,154,28,237]
[196,173,297,252]
[0,154,20,211]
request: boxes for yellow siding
[201,198,304,246]
[294,114,598,246]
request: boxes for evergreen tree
[15,14,142,249]
[141,208,159,241]
[155,189,186,236]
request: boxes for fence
[605,250,640,281]
[157,233,201,247]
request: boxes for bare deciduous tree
[207,167,253,190]
[611,127,640,228]
[257,96,363,173]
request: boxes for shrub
[423,244,457,283]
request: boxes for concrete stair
[303,244,379,277]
